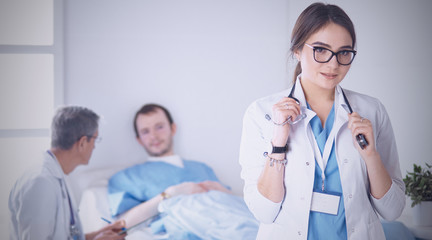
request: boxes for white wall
[65,0,432,219]
[0,1,62,238]
[65,0,290,196]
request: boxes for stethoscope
[47,150,82,240]
[340,89,369,149]
[265,83,307,125]
[265,83,368,149]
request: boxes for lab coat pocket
[256,222,291,240]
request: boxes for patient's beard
[146,139,174,157]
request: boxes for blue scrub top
[108,160,220,216]
[307,104,347,240]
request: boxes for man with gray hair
[9,106,126,240]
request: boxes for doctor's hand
[85,220,126,240]
[164,182,208,198]
[347,112,377,157]
[271,97,300,146]
[348,113,392,199]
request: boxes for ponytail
[293,62,301,84]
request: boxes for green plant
[403,163,432,207]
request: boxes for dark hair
[51,106,99,150]
[290,2,356,82]
[133,103,174,137]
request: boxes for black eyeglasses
[304,43,356,66]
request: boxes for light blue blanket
[151,190,259,240]
[147,190,415,240]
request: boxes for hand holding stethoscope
[266,84,307,146]
[270,98,302,126]
[340,89,371,152]
[268,98,303,146]
[347,112,375,154]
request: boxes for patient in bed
[108,103,258,239]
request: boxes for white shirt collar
[147,154,184,168]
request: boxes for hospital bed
[77,172,160,239]
[77,167,418,240]
[77,166,259,240]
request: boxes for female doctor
[239,2,405,240]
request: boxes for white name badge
[310,191,340,215]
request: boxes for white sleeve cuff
[370,180,405,221]
[244,184,282,224]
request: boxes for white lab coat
[239,80,405,240]
[9,151,84,240]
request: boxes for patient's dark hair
[290,2,356,83]
[133,103,174,137]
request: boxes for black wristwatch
[272,144,288,154]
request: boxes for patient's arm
[164,181,209,197]
[199,181,232,194]
[119,193,162,228]
[119,182,208,227]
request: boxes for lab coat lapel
[334,86,350,135]
[43,152,68,202]
[43,152,74,237]
[44,151,85,239]
[289,80,317,161]
[44,151,65,180]
[333,86,351,170]
[290,80,316,127]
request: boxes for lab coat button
[351,228,355,233]
[298,231,302,235]
[306,162,310,166]
[344,159,348,163]
[349,194,353,198]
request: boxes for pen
[118,213,160,235]
[100,217,126,231]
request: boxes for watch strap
[272,144,288,154]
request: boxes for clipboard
[118,213,160,235]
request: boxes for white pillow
[79,186,112,233]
